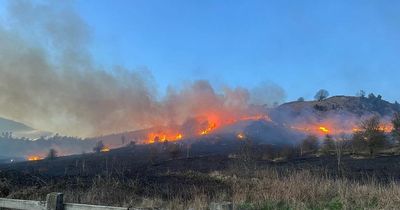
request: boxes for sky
[1,0,400,137]
[1,0,399,101]
[67,0,400,102]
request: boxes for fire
[143,113,269,144]
[319,126,330,134]
[237,133,245,140]
[27,156,43,161]
[290,121,394,137]
[147,132,183,144]
[379,124,393,133]
[200,122,217,135]
[101,146,110,152]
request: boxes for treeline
[239,112,400,161]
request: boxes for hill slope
[0,117,32,132]
[271,96,400,123]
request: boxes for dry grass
[4,167,400,209]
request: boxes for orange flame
[200,122,217,135]
[147,132,183,144]
[290,121,393,137]
[101,146,110,152]
[27,156,43,161]
[143,114,269,144]
[319,126,330,134]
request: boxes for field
[1,140,400,210]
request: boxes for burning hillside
[0,94,399,159]
[98,95,399,147]
[144,114,270,144]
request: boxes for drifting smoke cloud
[0,1,285,137]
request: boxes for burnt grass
[1,139,400,207]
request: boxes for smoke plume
[0,1,285,137]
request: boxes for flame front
[27,156,42,161]
[101,146,110,152]
[319,126,330,134]
[290,121,393,137]
[144,113,269,144]
[200,122,217,135]
[147,132,184,144]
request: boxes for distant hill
[0,117,32,132]
[0,117,52,139]
[271,95,400,124]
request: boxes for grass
[3,165,400,210]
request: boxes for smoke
[0,1,285,137]
[250,82,286,107]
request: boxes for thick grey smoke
[0,1,285,137]
[0,0,159,136]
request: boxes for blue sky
[4,0,400,102]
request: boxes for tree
[368,93,376,100]
[121,135,126,145]
[321,135,335,155]
[394,101,400,111]
[354,116,387,156]
[392,112,400,144]
[128,141,136,148]
[356,90,366,98]
[93,141,105,153]
[300,135,319,155]
[46,148,58,160]
[314,89,329,101]
[351,131,368,154]
[297,97,305,102]
[334,134,348,176]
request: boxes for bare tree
[314,89,329,101]
[354,116,387,156]
[321,135,335,155]
[392,112,400,144]
[356,90,366,98]
[46,148,58,160]
[334,134,347,176]
[93,141,105,153]
[300,135,319,155]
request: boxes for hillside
[0,117,32,132]
[2,95,399,159]
[0,117,52,139]
[271,95,400,124]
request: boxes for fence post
[46,192,64,210]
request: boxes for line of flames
[144,115,270,144]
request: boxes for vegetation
[314,89,329,101]
[392,112,400,144]
[46,148,58,160]
[2,102,400,209]
[356,90,366,98]
[353,116,387,156]
[300,135,319,155]
[93,141,105,153]
[3,165,400,209]
[321,135,335,155]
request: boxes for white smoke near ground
[0,0,286,137]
